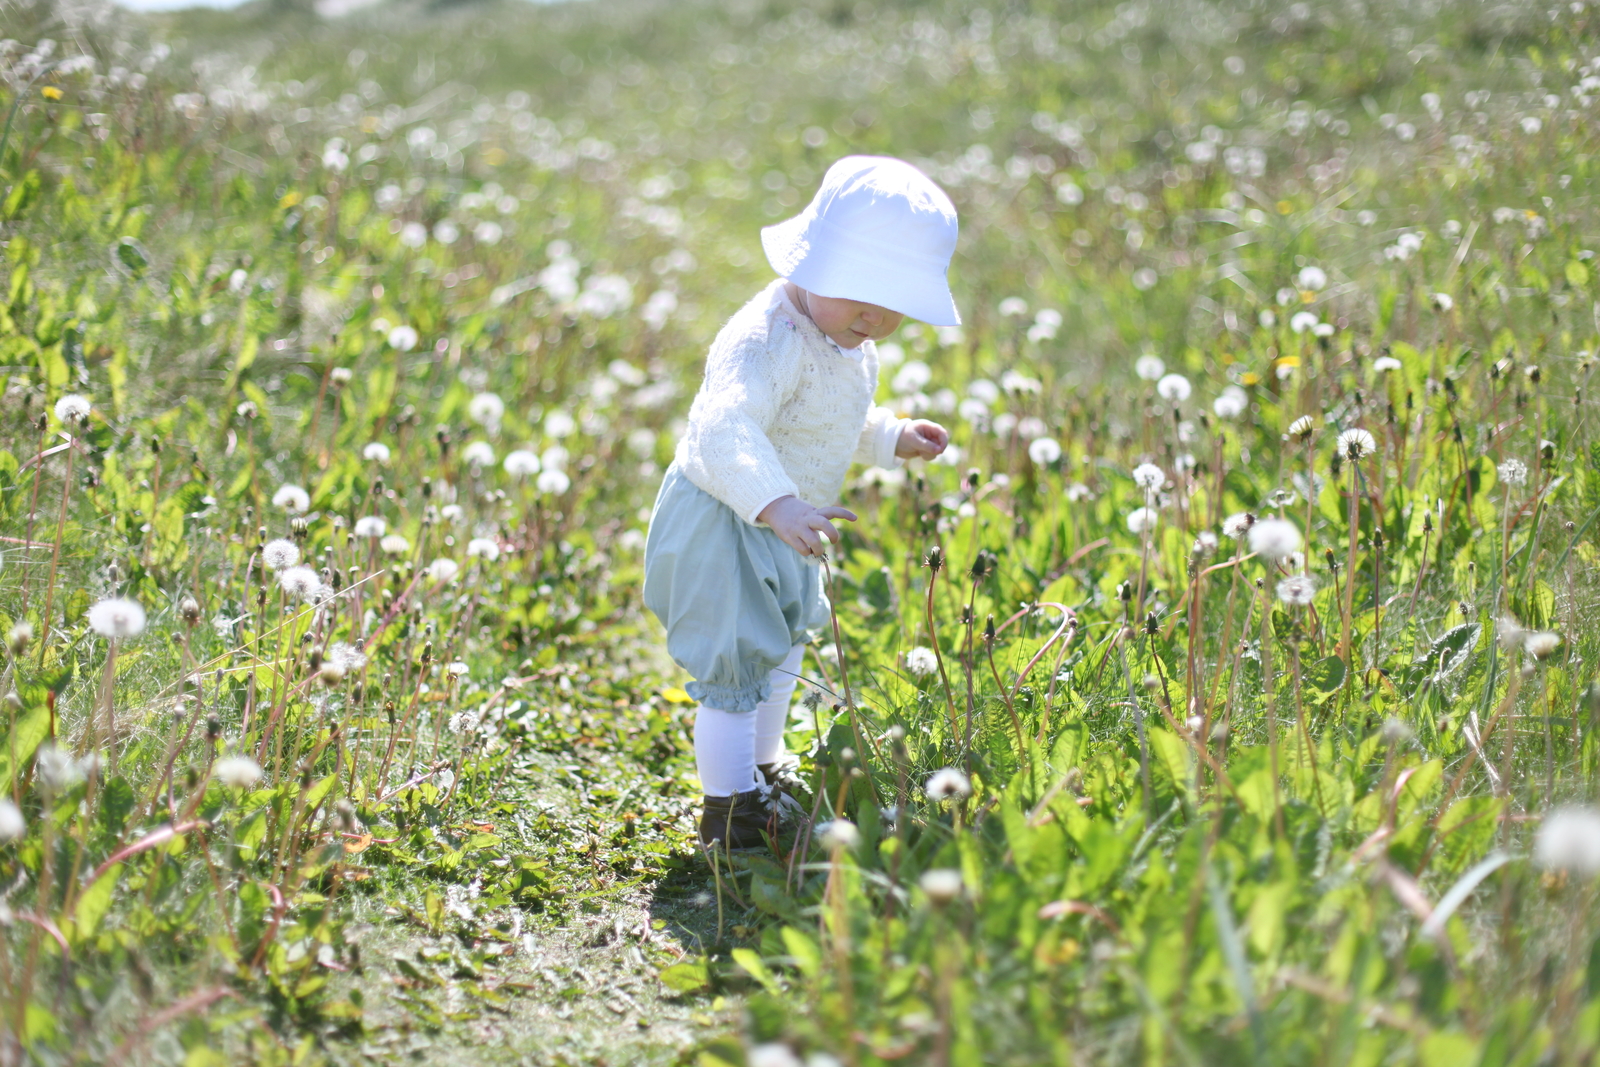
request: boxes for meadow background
[2,0,1599,1063]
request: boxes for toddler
[644,156,958,849]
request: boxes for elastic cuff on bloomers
[687,676,772,714]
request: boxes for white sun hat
[761,155,961,326]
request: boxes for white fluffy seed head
[1535,806,1600,876]
[380,534,411,556]
[261,538,300,570]
[1126,507,1158,534]
[925,767,973,802]
[88,598,146,639]
[1247,518,1302,561]
[919,868,964,904]
[353,516,387,539]
[0,798,24,843]
[905,647,939,678]
[1028,437,1063,465]
[817,819,861,851]
[537,469,571,495]
[1156,373,1192,402]
[54,393,92,423]
[503,449,541,477]
[1336,428,1377,460]
[1134,354,1165,381]
[462,441,496,468]
[213,755,264,789]
[1524,631,1562,660]
[468,391,506,427]
[1131,463,1164,491]
[1276,575,1318,606]
[466,538,500,561]
[272,484,311,513]
[426,558,460,583]
[362,442,391,463]
[1498,458,1528,487]
[278,566,320,602]
[1222,512,1256,538]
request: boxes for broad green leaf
[73,863,122,945]
[658,958,709,993]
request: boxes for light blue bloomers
[643,464,829,712]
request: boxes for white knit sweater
[676,279,908,524]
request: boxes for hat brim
[761,213,962,327]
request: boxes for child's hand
[896,420,950,461]
[757,496,858,557]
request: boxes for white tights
[694,645,805,797]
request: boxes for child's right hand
[757,496,858,558]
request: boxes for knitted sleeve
[678,313,805,524]
[853,405,909,469]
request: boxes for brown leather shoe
[698,787,775,850]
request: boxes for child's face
[803,291,906,349]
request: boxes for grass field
[3,0,1600,1063]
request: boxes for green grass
[2,0,1600,1063]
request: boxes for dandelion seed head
[1134,354,1165,381]
[1288,415,1316,439]
[1337,428,1377,460]
[440,504,464,523]
[1535,807,1600,876]
[1496,615,1528,651]
[380,534,411,556]
[503,449,541,477]
[272,484,311,513]
[261,538,300,570]
[0,799,24,843]
[329,366,353,384]
[817,819,861,851]
[88,597,146,638]
[1525,631,1562,660]
[1431,292,1454,311]
[53,393,91,423]
[462,441,496,468]
[426,558,460,583]
[278,566,320,601]
[467,538,500,561]
[919,868,964,904]
[326,642,367,673]
[1193,530,1219,557]
[537,469,571,495]
[1028,437,1063,465]
[1289,311,1319,335]
[1065,483,1093,502]
[1498,458,1528,486]
[1222,512,1256,538]
[387,324,419,351]
[1126,506,1159,534]
[213,755,263,789]
[353,516,387,539]
[362,442,391,463]
[905,647,939,678]
[468,391,506,428]
[1131,463,1165,492]
[1213,388,1247,419]
[1296,265,1328,291]
[1373,356,1403,373]
[1247,518,1301,561]
[748,1044,804,1067]
[1156,373,1192,402]
[35,745,85,793]
[1276,574,1318,606]
[925,767,973,802]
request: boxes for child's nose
[860,307,882,326]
